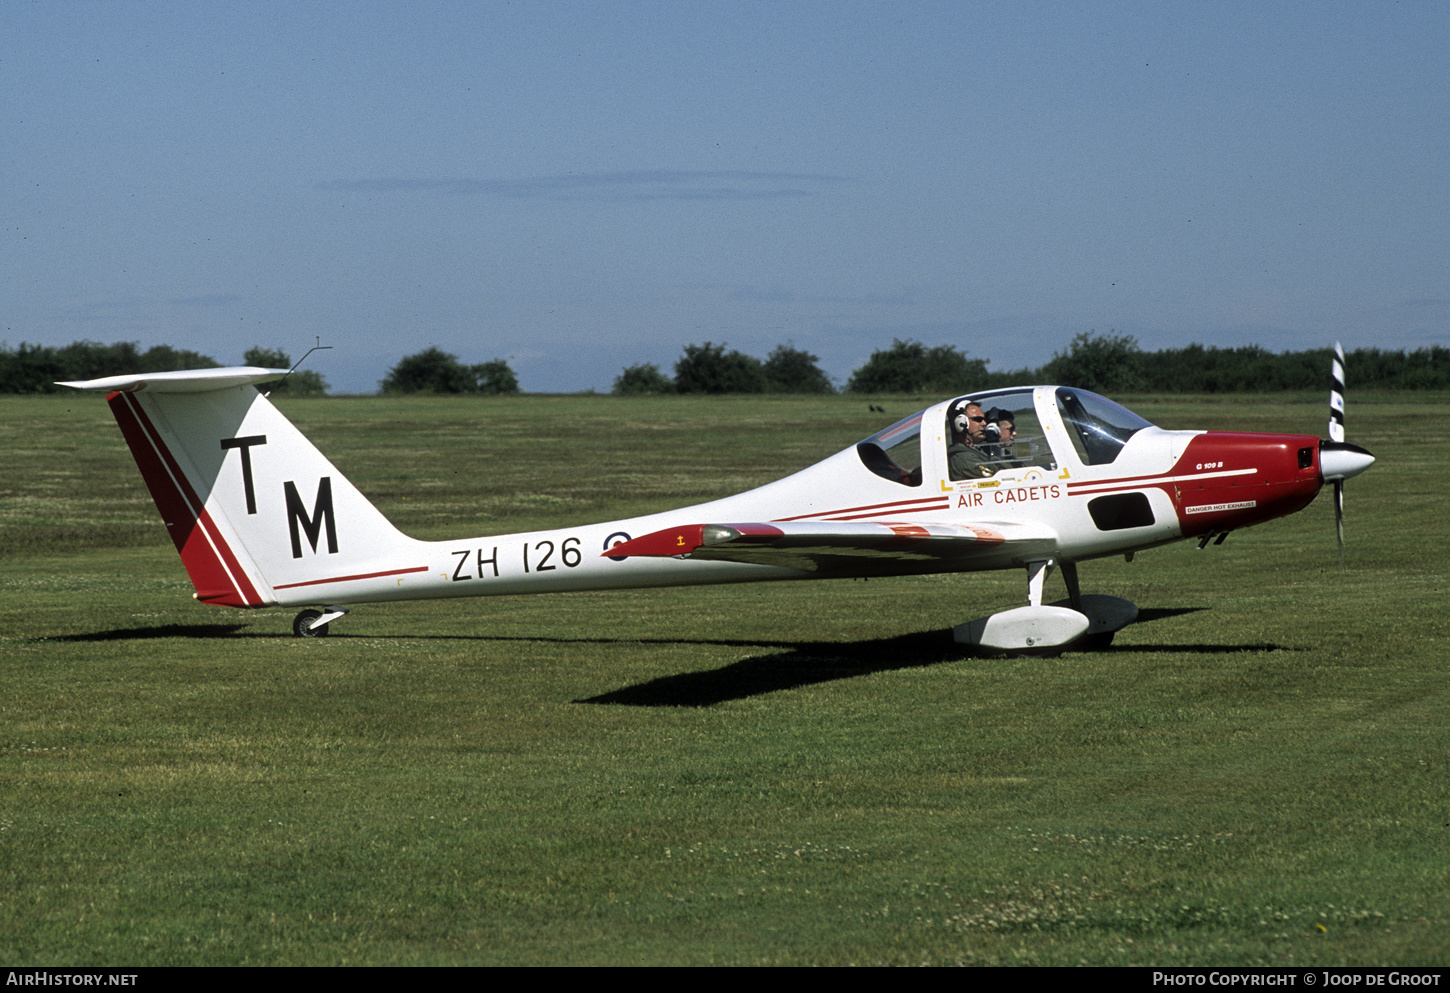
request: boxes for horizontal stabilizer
[58,366,289,394]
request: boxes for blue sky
[5,1,1446,393]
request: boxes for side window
[857,411,922,486]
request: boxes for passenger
[996,409,1017,450]
[982,407,1017,459]
[947,401,993,479]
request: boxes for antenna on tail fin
[267,337,333,396]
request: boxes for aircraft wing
[604,520,1059,575]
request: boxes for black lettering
[561,536,581,567]
[535,540,556,571]
[451,549,472,581]
[284,477,338,558]
[220,435,267,514]
[477,546,499,578]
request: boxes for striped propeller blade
[1328,341,1346,443]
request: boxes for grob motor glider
[61,350,1374,653]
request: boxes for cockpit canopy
[856,387,1155,486]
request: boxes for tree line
[5,334,1448,395]
[614,334,1450,395]
[1014,333,1450,394]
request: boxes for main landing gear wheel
[293,609,329,638]
[1076,630,1117,651]
[954,561,1140,656]
[1048,594,1139,651]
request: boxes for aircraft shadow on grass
[42,623,254,641]
[44,607,1299,708]
[46,608,1209,649]
[575,607,1300,707]
[580,628,967,707]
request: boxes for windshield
[857,410,922,486]
[1055,388,1153,465]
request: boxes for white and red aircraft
[61,358,1374,653]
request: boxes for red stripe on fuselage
[108,391,264,608]
[273,566,430,591]
[774,495,949,522]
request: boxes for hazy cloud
[169,293,242,308]
[62,296,157,322]
[315,170,850,203]
[723,285,913,307]
[727,285,797,303]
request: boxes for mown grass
[1,391,1446,965]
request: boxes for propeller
[1320,342,1375,566]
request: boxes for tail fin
[62,368,424,608]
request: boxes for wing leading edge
[605,520,1059,576]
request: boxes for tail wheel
[293,609,329,638]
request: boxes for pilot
[947,401,993,479]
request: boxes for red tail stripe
[109,392,264,607]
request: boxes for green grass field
[2,390,1446,966]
